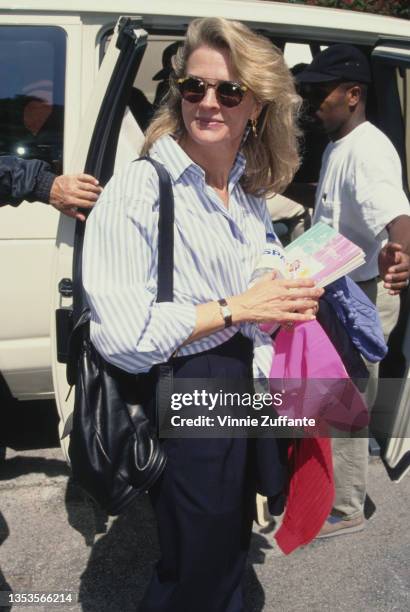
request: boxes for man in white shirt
[296,44,410,538]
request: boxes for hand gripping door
[66,157,174,515]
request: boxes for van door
[371,41,410,481]
[51,17,147,459]
[0,21,73,402]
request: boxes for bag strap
[141,156,174,303]
[71,155,175,323]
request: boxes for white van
[1,0,410,476]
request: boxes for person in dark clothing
[0,155,102,220]
[127,88,155,132]
[152,41,183,109]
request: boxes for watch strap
[217,298,232,328]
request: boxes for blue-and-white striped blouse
[83,135,275,377]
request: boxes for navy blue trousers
[140,334,285,612]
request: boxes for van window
[0,26,66,174]
[396,66,410,192]
[283,42,313,70]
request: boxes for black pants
[140,334,285,612]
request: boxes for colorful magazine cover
[284,222,365,286]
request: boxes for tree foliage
[277,0,410,19]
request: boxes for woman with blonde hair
[83,16,322,612]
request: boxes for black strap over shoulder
[67,156,175,385]
[139,156,174,303]
[72,155,174,319]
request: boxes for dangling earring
[251,118,258,138]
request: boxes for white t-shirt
[312,121,410,282]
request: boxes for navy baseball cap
[296,44,371,84]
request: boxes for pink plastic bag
[268,320,368,432]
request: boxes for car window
[0,26,66,174]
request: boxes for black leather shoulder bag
[66,157,174,515]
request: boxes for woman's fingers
[281,298,319,312]
[284,286,323,299]
[276,310,317,323]
[253,273,323,294]
[242,274,323,324]
[276,278,317,289]
[257,274,317,289]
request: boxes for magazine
[284,222,365,287]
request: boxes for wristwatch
[217,298,232,328]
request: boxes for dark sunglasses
[176,75,248,108]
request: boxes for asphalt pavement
[1,402,410,612]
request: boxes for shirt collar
[150,134,247,187]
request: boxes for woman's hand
[228,272,323,325]
[183,273,323,346]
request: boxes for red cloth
[267,320,369,553]
[269,320,349,554]
[274,437,334,555]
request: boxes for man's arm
[0,156,102,221]
[0,156,54,206]
[378,214,410,295]
[387,215,410,255]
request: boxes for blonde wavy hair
[142,17,302,197]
